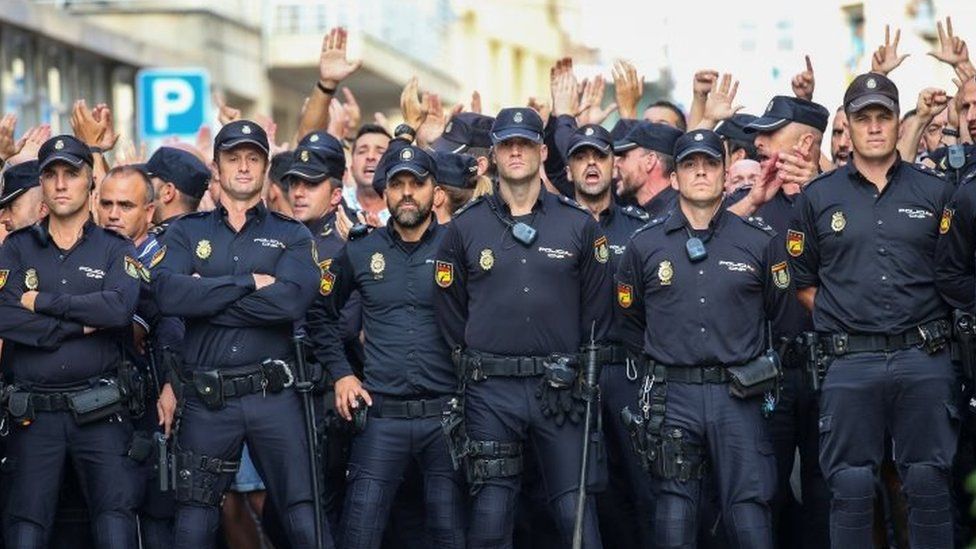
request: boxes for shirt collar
[663,204,728,235]
[384,215,439,250]
[845,156,904,186]
[33,217,96,247]
[489,180,547,215]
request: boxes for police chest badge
[657,260,673,286]
[771,262,790,290]
[479,249,494,271]
[786,230,805,257]
[940,207,953,234]
[24,268,38,291]
[594,236,609,264]
[195,240,212,260]
[435,260,454,288]
[830,211,846,232]
[617,282,633,308]
[0,270,9,291]
[370,252,385,278]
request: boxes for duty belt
[823,318,951,356]
[370,395,452,419]
[595,345,630,365]
[180,360,294,399]
[461,353,549,381]
[635,357,731,384]
[14,380,112,412]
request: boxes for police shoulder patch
[631,213,669,238]
[124,256,144,280]
[435,260,454,288]
[149,246,167,269]
[940,207,953,234]
[786,229,805,257]
[621,205,650,222]
[319,269,336,296]
[0,270,9,291]
[616,282,634,308]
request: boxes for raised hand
[319,27,362,89]
[417,93,447,147]
[702,73,743,125]
[871,25,909,76]
[915,87,949,121]
[400,77,428,130]
[0,114,23,162]
[550,57,580,117]
[693,70,719,100]
[5,123,49,165]
[213,92,241,126]
[577,75,617,126]
[612,59,643,119]
[791,55,816,100]
[929,17,970,69]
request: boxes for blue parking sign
[136,68,210,141]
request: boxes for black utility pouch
[7,392,34,424]
[192,371,225,410]
[68,384,124,425]
[727,351,781,399]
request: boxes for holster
[351,397,368,433]
[652,427,707,481]
[260,359,295,393]
[6,392,34,426]
[192,370,224,410]
[726,350,781,399]
[800,332,831,392]
[954,310,976,381]
[68,383,124,425]
[117,360,146,419]
[440,396,466,471]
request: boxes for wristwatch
[394,124,416,142]
[942,127,960,138]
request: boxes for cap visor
[218,138,270,155]
[491,130,543,145]
[386,164,430,180]
[612,141,638,155]
[846,94,897,113]
[431,137,468,154]
[743,116,789,134]
[283,168,329,183]
[0,188,26,209]
[38,154,86,172]
[675,146,723,162]
[567,141,612,157]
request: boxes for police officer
[434,107,612,548]
[613,121,685,217]
[560,123,653,548]
[616,129,785,548]
[0,135,142,547]
[729,95,832,549]
[309,144,465,548]
[431,151,479,223]
[789,73,958,548]
[142,146,212,236]
[430,112,496,177]
[150,120,324,548]
[0,160,44,234]
[284,130,365,532]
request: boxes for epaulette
[620,204,650,222]
[452,195,485,218]
[556,194,589,213]
[742,215,776,236]
[148,223,168,237]
[803,168,835,190]
[270,210,303,224]
[905,162,945,181]
[179,210,210,219]
[631,212,669,237]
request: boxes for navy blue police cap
[613,121,683,156]
[567,124,614,157]
[432,113,495,153]
[490,108,544,145]
[213,120,269,156]
[38,135,93,172]
[0,160,39,208]
[285,131,347,184]
[433,152,478,189]
[140,147,211,200]
[673,129,724,162]
[745,96,829,134]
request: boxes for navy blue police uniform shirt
[601,202,649,270]
[728,187,814,339]
[789,160,953,334]
[308,220,455,397]
[305,211,365,345]
[0,220,140,385]
[936,177,976,312]
[144,217,188,360]
[434,189,613,355]
[151,202,320,370]
[615,208,791,367]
